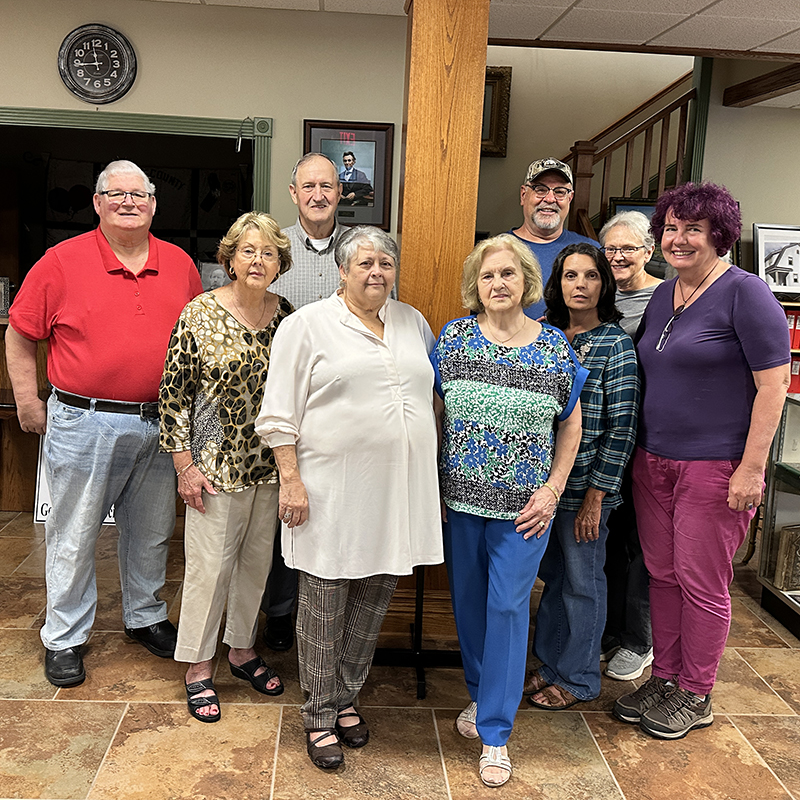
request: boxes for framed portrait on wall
[754,223,800,295]
[303,120,394,230]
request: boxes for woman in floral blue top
[526,242,640,711]
[431,234,586,788]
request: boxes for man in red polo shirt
[6,160,202,687]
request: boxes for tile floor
[1,511,800,800]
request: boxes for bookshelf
[759,395,800,637]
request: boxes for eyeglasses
[237,247,279,262]
[603,245,646,257]
[99,190,153,205]
[655,305,686,352]
[526,184,572,200]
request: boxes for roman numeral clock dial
[58,24,137,105]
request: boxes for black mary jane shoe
[306,728,344,770]
[44,646,86,687]
[124,620,178,658]
[229,656,284,696]
[263,614,294,652]
[335,708,370,748]
[185,678,221,723]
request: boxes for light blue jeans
[41,392,176,651]
[534,507,611,701]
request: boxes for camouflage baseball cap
[525,158,573,185]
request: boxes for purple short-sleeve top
[636,266,790,461]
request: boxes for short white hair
[599,210,654,249]
[95,160,155,195]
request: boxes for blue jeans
[534,507,611,701]
[41,392,176,650]
[444,508,550,746]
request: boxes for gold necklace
[675,260,719,313]
[231,288,268,329]
[487,316,526,344]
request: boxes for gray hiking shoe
[613,675,673,724]
[640,688,713,739]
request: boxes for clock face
[58,24,137,105]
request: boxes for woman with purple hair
[613,182,790,739]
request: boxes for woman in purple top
[613,182,790,740]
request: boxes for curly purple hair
[651,182,741,257]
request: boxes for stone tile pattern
[0,513,798,799]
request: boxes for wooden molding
[723,63,800,107]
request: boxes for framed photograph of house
[754,223,800,294]
[481,66,512,158]
[303,120,394,230]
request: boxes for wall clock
[58,24,137,105]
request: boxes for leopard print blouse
[159,291,293,492]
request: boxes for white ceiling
[143,0,800,58]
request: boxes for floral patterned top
[159,291,293,492]
[431,316,587,519]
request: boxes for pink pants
[631,448,757,695]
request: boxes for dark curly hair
[544,242,621,330]
[651,181,741,257]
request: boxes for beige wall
[1,0,407,231]
[703,58,800,272]
[477,46,693,236]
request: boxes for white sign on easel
[34,438,115,524]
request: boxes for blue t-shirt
[506,229,598,320]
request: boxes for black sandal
[306,728,344,770]
[229,656,284,696]
[185,678,221,723]
[335,708,369,748]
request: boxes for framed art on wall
[754,223,800,294]
[303,120,394,230]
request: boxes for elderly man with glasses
[508,157,598,320]
[6,159,202,687]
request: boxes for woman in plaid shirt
[526,242,640,709]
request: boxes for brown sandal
[527,683,581,710]
[523,668,551,697]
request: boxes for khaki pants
[175,482,279,663]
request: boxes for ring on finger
[538,520,545,528]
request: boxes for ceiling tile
[576,0,705,13]
[324,0,404,14]
[650,15,795,49]
[754,27,800,53]
[489,4,567,39]
[143,0,202,4]
[205,0,320,9]
[542,8,686,44]
[701,0,800,21]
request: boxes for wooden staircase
[561,71,696,239]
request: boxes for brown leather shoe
[335,708,369,748]
[306,728,344,769]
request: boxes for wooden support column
[568,140,597,231]
[398,0,491,337]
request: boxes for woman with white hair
[596,211,661,682]
[255,225,443,770]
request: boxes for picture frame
[753,223,800,295]
[481,66,512,158]
[0,277,9,316]
[303,120,394,230]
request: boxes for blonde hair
[216,212,292,279]
[461,234,542,314]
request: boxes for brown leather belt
[55,390,159,419]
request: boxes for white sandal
[455,701,479,739]
[479,746,512,787]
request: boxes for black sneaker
[613,675,673,724]
[640,688,713,739]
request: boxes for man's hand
[16,397,47,435]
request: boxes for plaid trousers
[296,571,397,729]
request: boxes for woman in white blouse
[255,226,443,771]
